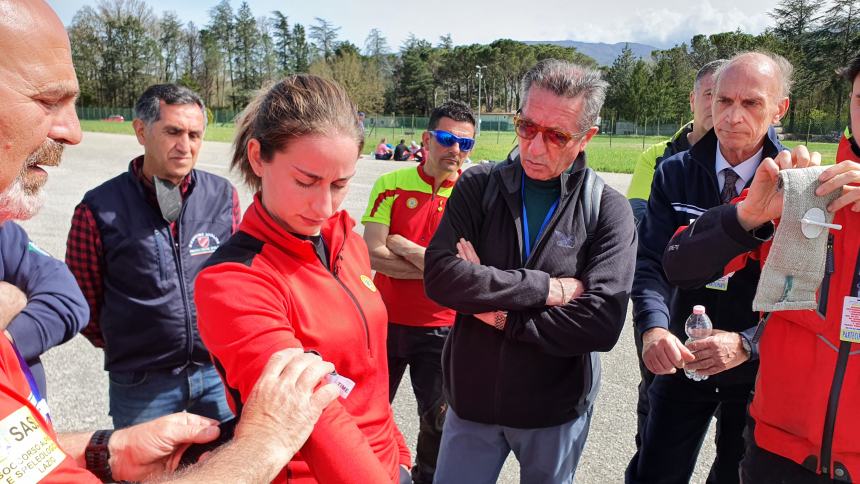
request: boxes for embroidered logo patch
[360,275,377,292]
[554,230,576,249]
[188,232,221,256]
[406,197,418,209]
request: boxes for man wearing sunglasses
[425,59,636,484]
[362,101,476,484]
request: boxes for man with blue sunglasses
[362,101,476,484]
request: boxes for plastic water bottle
[684,305,712,381]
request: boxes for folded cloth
[752,166,839,312]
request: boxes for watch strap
[85,429,114,483]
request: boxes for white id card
[840,296,860,343]
[325,372,356,399]
[706,272,734,291]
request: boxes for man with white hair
[664,51,860,483]
[626,51,793,483]
[0,1,338,482]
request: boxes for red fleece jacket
[195,195,410,483]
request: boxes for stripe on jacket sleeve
[671,203,707,216]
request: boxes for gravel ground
[20,132,716,483]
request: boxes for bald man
[0,2,338,482]
[626,52,793,484]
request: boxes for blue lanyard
[521,177,560,262]
[11,342,50,422]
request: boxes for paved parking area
[20,132,716,483]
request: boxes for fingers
[789,145,813,169]
[259,348,304,383]
[184,422,221,444]
[828,186,860,213]
[295,358,336,394]
[310,383,340,410]
[456,238,480,264]
[774,149,793,170]
[560,277,585,299]
[462,239,479,262]
[643,345,677,375]
[819,160,860,183]
[278,352,326,389]
[810,151,821,167]
[817,164,860,196]
[677,341,696,362]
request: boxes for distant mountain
[523,40,658,66]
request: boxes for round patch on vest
[360,274,377,292]
[188,232,221,256]
[406,197,418,209]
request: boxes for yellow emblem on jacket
[360,275,377,292]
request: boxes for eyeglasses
[513,114,589,148]
[428,130,475,152]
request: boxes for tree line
[68,0,858,135]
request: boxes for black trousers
[633,326,655,450]
[740,423,846,483]
[387,324,450,484]
[626,373,751,484]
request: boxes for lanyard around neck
[521,176,560,262]
[11,342,50,422]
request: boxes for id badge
[840,296,860,343]
[706,272,734,291]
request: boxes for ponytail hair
[231,75,364,191]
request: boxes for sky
[49,0,778,50]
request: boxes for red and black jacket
[195,194,410,483]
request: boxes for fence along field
[79,119,839,174]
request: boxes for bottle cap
[692,305,705,315]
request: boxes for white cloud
[562,0,772,47]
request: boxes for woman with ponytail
[194,75,412,483]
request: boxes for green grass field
[80,120,839,174]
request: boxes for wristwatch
[85,429,114,483]
[739,333,752,358]
[493,311,507,331]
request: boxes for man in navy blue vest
[65,84,240,428]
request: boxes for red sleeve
[65,203,105,348]
[231,187,241,234]
[194,264,394,484]
[392,410,411,468]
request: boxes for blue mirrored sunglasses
[429,130,475,152]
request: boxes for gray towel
[752,166,839,312]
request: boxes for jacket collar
[417,162,459,189]
[499,148,588,199]
[127,156,196,201]
[688,126,784,177]
[240,193,354,266]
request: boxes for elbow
[422,268,448,307]
[594,315,625,353]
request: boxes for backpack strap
[481,146,517,215]
[580,167,604,243]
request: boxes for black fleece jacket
[424,153,636,428]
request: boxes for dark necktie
[721,168,740,204]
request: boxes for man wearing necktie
[626,52,792,484]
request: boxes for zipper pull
[333,253,343,276]
[825,233,835,274]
